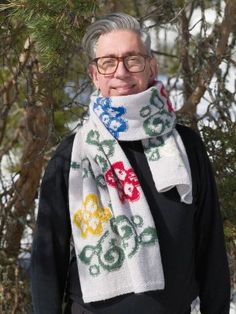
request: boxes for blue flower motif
[108,117,128,138]
[93,97,128,138]
[100,113,110,127]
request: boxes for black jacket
[30,124,230,314]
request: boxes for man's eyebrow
[98,51,142,58]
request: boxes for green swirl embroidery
[86,130,116,158]
[143,137,164,161]
[79,215,158,276]
[143,116,165,136]
[131,215,144,227]
[79,230,125,276]
[141,89,173,137]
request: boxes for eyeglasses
[91,54,150,75]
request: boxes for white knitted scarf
[69,81,192,303]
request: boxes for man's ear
[88,64,100,90]
[149,57,158,84]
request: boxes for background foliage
[0,0,235,312]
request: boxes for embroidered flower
[73,194,112,239]
[105,161,140,203]
[93,97,128,138]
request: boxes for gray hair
[82,12,151,59]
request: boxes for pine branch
[0,0,97,68]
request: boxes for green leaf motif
[139,227,157,245]
[96,174,107,189]
[99,139,116,157]
[81,158,93,178]
[95,155,109,173]
[86,129,100,146]
[70,161,80,169]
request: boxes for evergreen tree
[0,0,235,311]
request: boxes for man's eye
[128,56,139,61]
[127,56,141,64]
[101,59,116,66]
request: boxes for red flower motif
[105,161,140,203]
[160,84,174,113]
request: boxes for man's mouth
[113,84,136,95]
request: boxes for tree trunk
[4,66,52,260]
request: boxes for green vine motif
[110,215,139,258]
[150,88,165,110]
[79,215,158,277]
[86,129,116,158]
[79,231,108,265]
[143,116,165,136]
[89,264,100,276]
[141,89,174,137]
[86,129,100,145]
[143,137,164,161]
[79,230,125,276]
[165,118,172,129]
[98,238,125,272]
[98,139,116,158]
[95,174,107,189]
[71,158,95,178]
[81,158,93,179]
[95,155,109,173]
[140,105,152,118]
[70,161,80,170]
[131,215,144,227]
[139,227,158,246]
[110,215,157,258]
[150,89,173,119]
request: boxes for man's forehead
[97,51,144,58]
[95,29,147,57]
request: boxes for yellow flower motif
[73,194,112,239]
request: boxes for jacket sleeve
[193,132,230,313]
[30,135,74,314]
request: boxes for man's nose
[114,60,129,77]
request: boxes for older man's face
[89,30,157,97]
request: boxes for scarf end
[82,281,165,303]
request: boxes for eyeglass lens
[97,55,146,74]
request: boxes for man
[30,12,230,314]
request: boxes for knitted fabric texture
[69,81,192,303]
